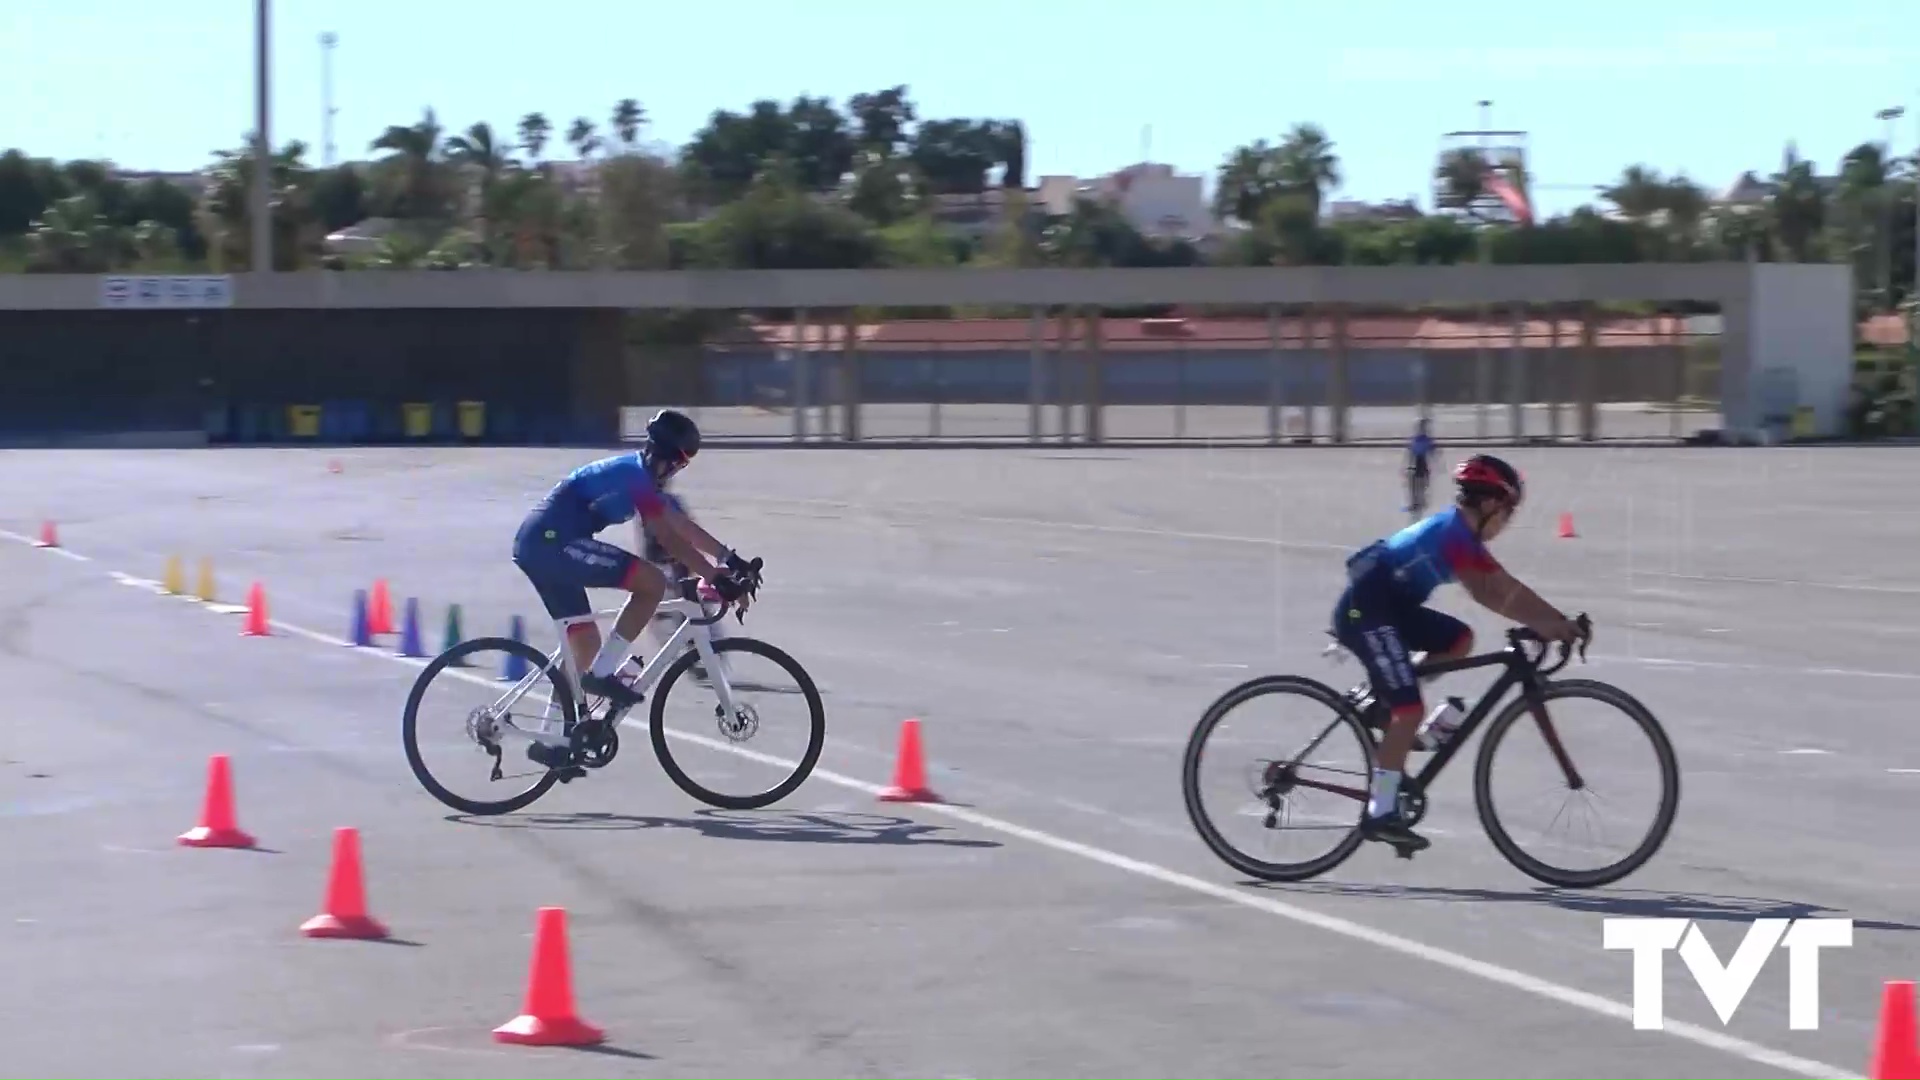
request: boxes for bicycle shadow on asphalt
[1251,881,1920,933]
[445,808,1003,850]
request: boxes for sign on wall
[98,275,234,310]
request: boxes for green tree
[909,118,1000,195]
[785,95,856,191]
[566,117,602,159]
[518,112,552,161]
[692,174,876,269]
[369,108,447,219]
[1433,147,1492,219]
[198,137,318,270]
[444,121,512,255]
[1274,123,1341,220]
[1212,141,1287,226]
[0,150,70,234]
[1768,142,1827,262]
[847,85,916,155]
[24,194,128,272]
[611,99,647,149]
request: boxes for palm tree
[444,121,512,258]
[25,194,125,272]
[1602,165,1667,223]
[611,99,646,149]
[566,117,602,160]
[1211,141,1284,226]
[197,138,317,270]
[370,108,445,219]
[1433,147,1491,218]
[518,112,551,161]
[1275,123,1340,219]
[1768,142,1827,263]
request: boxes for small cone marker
[502,616,528,681]
[1557,512,1577,539]
[368,579,395,636]
[194,557,217,603]
[347,589,372,647]
[494,907,605,1047]
[878,718,941,803]
[1872,981,1920,1080]
[34,520,57,548]
[300,827,389,940]
[398,597,425,658]
[327,459,343,475]
[178,754,256,848]
[242,582,270,636]
[443,604,467,665]
[162,555,185,595]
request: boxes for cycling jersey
[513,453,670,622]
[1347,505,1500,605]
[1407,433,1435,472]
[534,452,670,537]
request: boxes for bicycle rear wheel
[402,637,575,816]
[649,637,825,810]
[1472,678,1680,888]
[1182,675,1375,882]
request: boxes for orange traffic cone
[494,907,605,1047]
[877,718,941,803]
[1872,981,1920,1080]
[1557,512,1577,539]
[34,520,57,548]
[241,582,270,636]
[368,578,395,636]
[178,753,256,848]
[300,827,389,939]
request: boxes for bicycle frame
[480,593,743,750]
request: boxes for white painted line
[1777,749,1831,756]
[3,529,1861,1080]
[1888,769,1920,775]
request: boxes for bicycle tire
[1181,675,1375,882]
[402,636,574,816]
[649,636,826,810]
[1472,678,1680,888]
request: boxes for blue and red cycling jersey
[1349,505,1501,604]
[534,452,670,537]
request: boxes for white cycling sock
[1367,768,1401,818]
[587,632,633,679]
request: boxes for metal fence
[622,308,1723,446]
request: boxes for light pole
[251,0,273,274]
[1877,106,1905,311]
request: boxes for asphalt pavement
[1,443,1915,1079]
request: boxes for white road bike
[401,565,825,815]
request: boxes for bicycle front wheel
[649,637,825,810]
[1182,675,1375,882]
[1473,678,1680,888]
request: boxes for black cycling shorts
[512,510,642,621]
[1331,565,1471,714]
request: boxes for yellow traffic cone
[194,558,217,603]
[163,555,185,595]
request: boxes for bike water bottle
[1414,696,1467,750]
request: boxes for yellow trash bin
[402,402,433,439]
[457,400,486,440]
[287,404,321,439]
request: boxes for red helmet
[1453,454,1524,507]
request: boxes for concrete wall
[1745,264,1856,435]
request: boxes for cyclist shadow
[446,808,1002,850]
[1256,881,1920,933]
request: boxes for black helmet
[1452,454,1523,507]
[643,409,701,477]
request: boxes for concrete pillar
[1547,308,1563,441]
[1027,307,1044,443]
[840,310,861,443]
[1084,311,1105,445]
[1508,303,1526,443]
[1329,305,1350,444]
[792,308,810,442]
[1578,308,1599,442]
[1265,305,1283,445]
[1055,308,1074,442]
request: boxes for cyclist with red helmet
[1333,453,1584,854]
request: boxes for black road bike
[1182,615,1680,888]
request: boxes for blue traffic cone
[398,597,425,658]
[502,615,528,681]
[347,589,371,647]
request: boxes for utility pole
[1877,106,1906,311]
[251,0,273,274]
[320,32,338,168]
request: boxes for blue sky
[3,0,1916,217]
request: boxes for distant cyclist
[1404,417,1436,516]
[1333,454,1584,854]
[511,409,760,769]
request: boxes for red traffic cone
[878,718,941,803]
[493,907,605,1046]
[241,582,270,636]
[178,754,256,848]
[368,578,395,636]
[1557,512,1577,539]
[300,827,389,940]
[34,520,57,548]
[1872,981,1920,1080]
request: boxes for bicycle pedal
[554,765,587,783]
[1394,846,1416,861]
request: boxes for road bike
[402,564,825,816]
[1181,615,1680,888]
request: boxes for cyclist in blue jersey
[1404,418,1436,516]
[512,410,761,768]
[1334,453,1583,854]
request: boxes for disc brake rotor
[715,701,760,742]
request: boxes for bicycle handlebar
[1505,613,1592,677]
[674,556,764,627]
